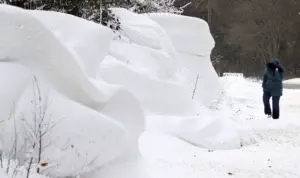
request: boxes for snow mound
[220,75,247,86]
[283,78,300,89]
[147,114,240,150]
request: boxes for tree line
[177,0,300,78]
[0,0,185,28]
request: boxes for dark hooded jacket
[262,59,284,96]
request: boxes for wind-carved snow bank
[100,8,240,150]
[0,4,239,178]
[29,10,113,79]
[0,5,144,177]
[147,13,221,106]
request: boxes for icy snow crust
[0,5,239,177]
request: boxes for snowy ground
[90,76,300,178]
[152,77,300,178]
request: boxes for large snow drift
[0,5,239,178]
[0,5,144,177]
[101,8,239,149]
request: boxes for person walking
[262,59,284,119]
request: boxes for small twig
[0,151,3,168]
[180,2,192,10]
[26,156,34,178]
[192,74,200,99]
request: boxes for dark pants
[263,91,280,119]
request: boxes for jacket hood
[271,59,280,66]
[266,59,284,72]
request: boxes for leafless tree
[1,76,60,178]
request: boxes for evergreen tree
[0,0,187,32]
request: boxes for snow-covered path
[139,77,300,178]
[97,77,300,178]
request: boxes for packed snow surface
[0,4,299,178]
[283,78,300,89]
